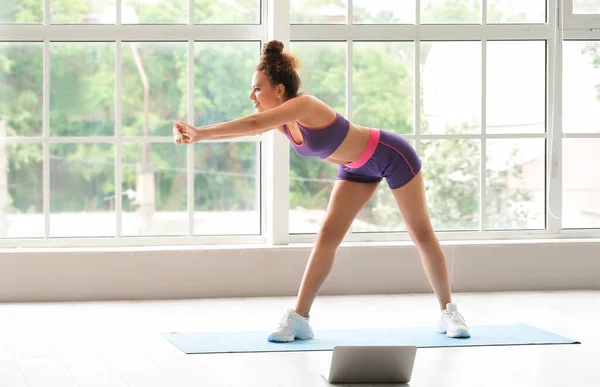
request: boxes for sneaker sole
[267,331,314,342]
[267,335,294,342]
[446,330,470,338]
[294,334,314,340]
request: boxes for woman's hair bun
[264,40,284,56]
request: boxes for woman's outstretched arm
[174,95,314,144]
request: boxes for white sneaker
[267,308,314,342]
[437,303,470,338]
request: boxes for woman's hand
[173,122,185,144]
[173,121,205,145]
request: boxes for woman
[173,40,470,342]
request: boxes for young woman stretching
[173,40,470,342]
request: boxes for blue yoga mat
[162,323,579,354]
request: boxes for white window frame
[1,0,600,248]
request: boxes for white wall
[1,240,599,302]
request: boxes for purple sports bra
[283,112,350,159]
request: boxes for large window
[562,41,600,229]
[561,1,600,230]
[288,0,555,238]
[0,0,599,247]
[0,1,263,244]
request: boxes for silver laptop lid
[326,345,417,384]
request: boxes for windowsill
[1,237,599,254]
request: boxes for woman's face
[249,70,283,112]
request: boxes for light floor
[0,290,598,387]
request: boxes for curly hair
[256,40,302,100]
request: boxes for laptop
[322,345,417,384]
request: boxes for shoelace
[279,314,295,328]
[447,310,469,328]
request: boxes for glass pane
[563,41,600,134]
[288,42,346,234]
[1,144,43,238]
[291,0,347,24]
[573,0,600,14]
[52,0,114,24]
[122,143,187,236]
[421,139,480,231]
[353,186,408,232]
[487,0,545,23]
[421,0,481,24]
[122,42,187,137]
[353,42,414,135]
[486,41,545,134]
[353,0,415,24]
[0,43,43,137]
[486,139,545,230]
[118,0,187,24]
[0,0,43,23]
[194,42,259,126]
[563,139,600,229]
[193,142,260,235]
[50,144,115,237]
[421,41,481,134]
[50,43,114,137]
[195,0,260,24]
[289,156,337,234]
[289,42,346,112]
[194,42,261,235]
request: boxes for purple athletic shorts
[337,129,422,189]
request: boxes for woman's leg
[390,164,469,338]
[391,171,452,310]
[294,180,380,317]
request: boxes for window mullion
[548,1,563,234]
[265,0,290,245]
[45,0,51,24]
[415,0,421,157]
[116,0,122,25]
[481,40,487,231]
[481,0,487,231]
[43,40,50,239]
[43,0,50,239]
[116,40,123,237]
[187,41,195,237]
